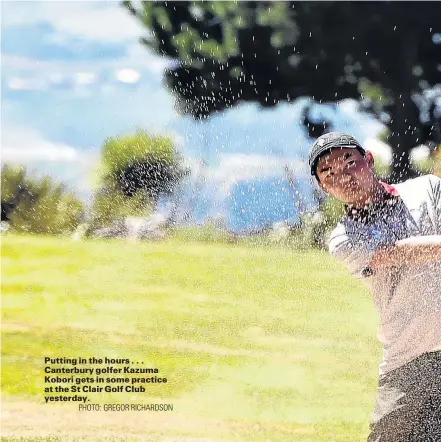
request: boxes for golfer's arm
[369,235,441,270]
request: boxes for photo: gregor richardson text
[44,357,174,411]
[79,403,174,412]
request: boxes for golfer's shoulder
[394,173,440,195]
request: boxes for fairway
[1,234,380,442]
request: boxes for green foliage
[90,130,187,228]
[1,164,27,201]
[1,164,85,235]
[298,196,345,250]
[358,80,394,115]
[373,156,391,180]
[99,130,182,192]
[124,1,441,180]
[433,144,441,178]
[412,157,437,175]
[321,195,345,227]
[89,185,153,231]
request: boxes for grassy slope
[1,235,380,441]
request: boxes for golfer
[309,132,441,441]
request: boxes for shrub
[1,164,85,235]
[90,130,188,229]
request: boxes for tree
[1,164,85,234]
[123,1,441,181]
[90,130,187,227]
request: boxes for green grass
[1,234,381,441]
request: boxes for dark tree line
[123,1,441,181]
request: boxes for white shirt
[329,174,441,375]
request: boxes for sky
[1,1,390,229]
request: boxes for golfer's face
[316,148,374,203]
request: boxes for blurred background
[2,1,440,245]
